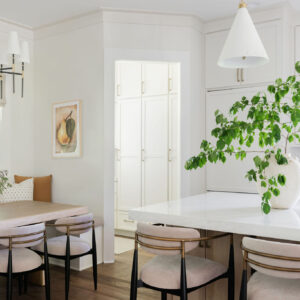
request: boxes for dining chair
[0,222,50,300]
[32,213,97,300]
[130,223,234,300]
[240,237,300,300]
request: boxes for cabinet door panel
[143,96,169,206]
[118,99,142,210]
[205,30,238,89]
[206,88,266,193]
[169,94,179,200]
[116,61,141,99]
[142,63,169,96]
[244,22,280,85]
[295,26,300,74]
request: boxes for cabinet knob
[141,81,145,94]
[141,149,145,161]
[168,78,173,92]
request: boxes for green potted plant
[185,62,300,214]
[0,170,11,195]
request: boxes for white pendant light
[218,0,269,69]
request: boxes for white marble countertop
[129,192,300,242]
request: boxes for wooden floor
[0,250,159,300]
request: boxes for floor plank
[0,250,159,300]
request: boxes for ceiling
[0,0,298,29]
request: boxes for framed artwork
[52,100,81,158]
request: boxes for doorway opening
[113,60,181,253]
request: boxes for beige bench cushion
[140,254,227,290]
[33,235,91,256]
[0,248,42,273]
[248,272,300,300]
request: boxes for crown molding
[0,18,33,40]
[102,9,203,33]
[34,10,103,40]
[34,8,203,40]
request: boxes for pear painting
[53,100,81,158]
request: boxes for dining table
[0,200,88,286]
[0,200,88,228]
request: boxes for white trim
[34,9,203,40]
[34,10,103,40]
[102,10,203,33]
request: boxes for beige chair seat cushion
[248,272,300,300]
[33,235,91,256]
[0,248,42,273]
[140,254,227,290]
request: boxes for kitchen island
[129,192,300,299]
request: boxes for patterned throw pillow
[0,178,34,203]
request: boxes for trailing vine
[185,62,300,214]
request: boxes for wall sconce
[0,31,30,98]
[0,100,5,121]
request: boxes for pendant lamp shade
[218,6,269,69]
[20,41,30,63]
[7,31,20,55]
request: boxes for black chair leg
[130,249,138,300]
[7,249,12,300]
[239,269,247,300]
[44,241,51,300]
[92,227,98,290]
[161,291,167,300]
[24,273,28,294]
[180,257,187,300]
[228,240,235,300]
[24,274,28,294]
[18,274,23,295]
[65,235,71,300]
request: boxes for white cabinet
[118,99,142,211]
[115,61,141,99]
[205,87,267,193]
[206,21,281,89]
[295,26,300,73]
[142,63,169,96]
[115,61,179,231]
[142,95,169,206]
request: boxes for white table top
[0,201,89,228]
[129,192,300,242]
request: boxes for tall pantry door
[115,61,142,212]
[142,62,170,206]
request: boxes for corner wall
[33,12,104,219]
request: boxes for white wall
[0,22,35,180]
[34,13,104,219]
